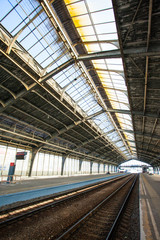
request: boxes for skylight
[0,0,136,160]
[64,0,136,157]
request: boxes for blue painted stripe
[0,174,125,207]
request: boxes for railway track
[0,174,139,240]
[55,174,138,240]
[0,174,129,228]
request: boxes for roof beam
[145,118,158,151]
[0,134,38,147]
[21,98,66,128]
[40,59,75,83]
[0,113,52,138]
[86,109,105,120]
[0,48,74,113]
[77,45,160,61]
[0,127,116,164]
[78,49,121,61]
[141,0,153,146]
[127,139,159,150]
[6,9,43,54]
[71,132,113,152]
[40,0,130,159]
[0,84,16,99]
[11,106,59,133]
[95,68,124,77]
[102,108,160,119]
[0,64,28,90]
[138,148,159,157]
[122,0,143,45]
[76,40,119,48]
[120,129,160,141]
[32,92,124,158]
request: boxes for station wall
[0,144,116,178]
[0,145,30,177]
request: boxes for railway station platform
[1,173,160,240]
[0,173,121,209]
[140,173,160,240]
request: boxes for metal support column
[108,164,110,173]
[90,161,93,174]
[61,154,67,176]
[98,163,100,173]
[28,147,40,177]
[79,159,83,172]
[103,164,106,173]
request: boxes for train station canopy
[0,0,159,167]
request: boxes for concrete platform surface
[140,173,160,240]
[0,173,123,208]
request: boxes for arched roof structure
[0,0,159,167]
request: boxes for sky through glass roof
[0,0,137,159]
[64,0,136,157]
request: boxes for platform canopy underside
[0,0,160,167]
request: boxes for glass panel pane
[91,9,115,24]
[86,0,112,12]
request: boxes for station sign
[16,152,27,160]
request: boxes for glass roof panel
[98,33,118,40]
[0,0,136,159]
[85,43,101,53]
[65,0,80,4]
[67,2,88,16]
[100,43,117,51]
[91,9,115,24]
[64,0,136,158]
[77,26,95,36]
[107,64,124,71]
[73,14,91,27]
[95,23,117,34]
[1,8,23,32]
[86,0,112,12]
[0,0,15,18]
[81,35,97,41]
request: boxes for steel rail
[106,174,138,240]
[0,174,128,229]
[55,174,135,240]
